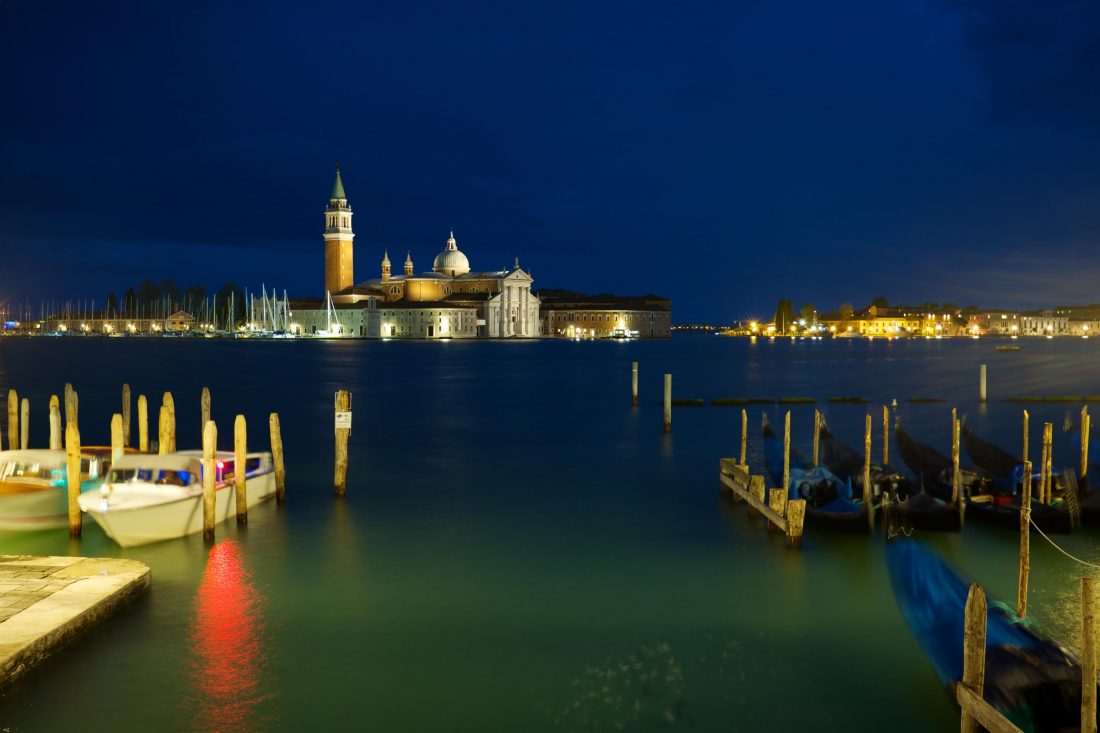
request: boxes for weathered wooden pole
[951,409,961,506]
[137,395,149,452]
[960,583,987,733]
[739,408,748,466]
[812,409,821,466]
[201,387,211,442]
[63,382,75,427]
[631,361,638,406]
[48,396,61,450]
[270,412,285,504]
[66,422,81,538]
[782,411,791,513]
[234,415,247,524]
[663,374,671,433]
[334,390,351,496]
[1083,576,1097,733]
[202,420,217,542]
[786,499,806,546]
[1041,422,1052,505]
[121,383,131,447]
[19,398,28,450]
[158,405,169,455]
[1082,406,1091,485]
[1022,409,1030,464]
[863,413,873,508]
[7,390,18,451]
[1046,422,1054,505]
[110,413,124,463]
[882,404,890,466]
[1018,460,1032,618]
[979,363,987,403]
[163,392,176,453]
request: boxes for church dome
[433,231,470,276]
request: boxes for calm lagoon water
[0,334,1098,731]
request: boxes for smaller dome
[433,231,470,276]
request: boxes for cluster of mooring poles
[4,384,286,541]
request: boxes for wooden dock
[0,555,150,686]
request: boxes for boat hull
[83,473,275,547]
[0,488,68,530]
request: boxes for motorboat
[0,448,114,530]
[79,451,274,547]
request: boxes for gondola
[761,417,872,534]
[887,535,1090,730]
[1065,416,1100,522]
[961,420,1022,482]
[895,421,1074,534]
[818,419,960,531]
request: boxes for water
[0,334,1097,731]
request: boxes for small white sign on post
[335,411,352,430]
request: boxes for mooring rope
[1029,516,1100,570]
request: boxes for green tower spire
[330,162,347,200]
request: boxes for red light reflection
[189,539,269,732]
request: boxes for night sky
[1,1,1098,322]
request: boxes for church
[287,166,540,338]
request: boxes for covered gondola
[887,536,1090,730]
[818,419,960,531]
[761,417,871,534]
[895,421,1074,534]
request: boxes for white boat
[0,448,113,530]
[79,451,275,547]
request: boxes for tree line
[103,279,247,325]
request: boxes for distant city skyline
[1,1,1098,323]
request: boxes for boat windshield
[109,468,194,486]
[0,461,65,481]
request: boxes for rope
[1028,515,1100,570]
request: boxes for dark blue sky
[1,0,1097,322]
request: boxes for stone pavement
[0,555,150,685]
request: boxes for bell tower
[323,164,354,295]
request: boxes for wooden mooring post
[1022,410,1029,464]
[782,411,791,509]
[122,383,131,447]
[663,374,671,433]
[955,584,1026,733]
[812,409,821,466]
[334,390,351,496]
[979,364,987,403]
[951,409,961,506]
[719,458,805,546]
[201,387,211,442]
[270,412,286,504]
[163,392,176,453]
[1041,422,1053,505]
[1083,576,1097,733]
[1018,460,1032,618]
[234,415,247,525]
[863,412,872,503]
[64,383,75,427]
[20,398,28,450]
[631,361,638,406]
[66,422,81,538]
[202,420,217,542]
[1082,406,1091,484]
[739,408,748,466]
[110,414,124,463]
[158,406,169,455]
[137,395,148,452]
[48,396,61,450]
[7,390,17,451]
[882,404,889,466]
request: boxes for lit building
[537,290,671,337]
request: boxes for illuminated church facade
[283,167,668,338]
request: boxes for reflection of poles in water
[189,539,268,733]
